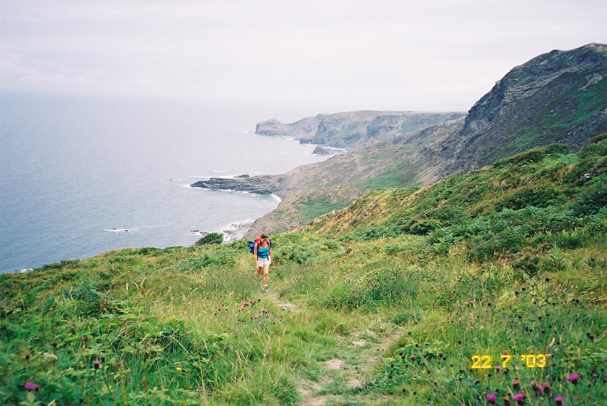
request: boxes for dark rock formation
[190,175,282,195]
[420,43,607,181]
[312,146,332,155]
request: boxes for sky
[1,0,606,118]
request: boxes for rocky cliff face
[255,111,465,149]
[420,43,607,182]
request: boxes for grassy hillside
[2,136,607,405]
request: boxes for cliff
[255,110,465,149]
[419,43,607,182]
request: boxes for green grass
[2,137,607,405]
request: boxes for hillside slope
[192,44,607,237]
[2,136,607,405]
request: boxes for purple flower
[94,360,101,369]
[258,321,262,325]
[257,298,261,302]
[24,382,39,391]
[486,393,497,404]
[513,393,526,405]
[495,365,502,372]
[592,373,598,378]
[567,374,580,384]
[254,316,258,319]
[554,396,564,406]
[437,351,443,357]
[410,355,415,361]
[243,302,248,306]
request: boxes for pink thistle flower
[257,298,261,302]
[554,396,564,406]
[254,316,258,319]
[513,393,526,405]
[410,355,415,361]
[567,374,580,384]
[258,321,262,325]
[94,360,101,369]
[486,393,497,404]
[24,382,39,391]
[243,302,248,306]
[495,365,502,372]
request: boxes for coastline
[217,219,255,243]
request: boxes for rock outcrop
[190,176,283,196]
[419,43,607,182]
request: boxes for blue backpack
[248,238,272,254]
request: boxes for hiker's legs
[256,265,262,278]
[263,263,270,286]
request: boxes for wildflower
[24,382,39,391]
[486,393,497,404]
[495,365,502,372]
[254,316,258,319]
[257,298,261,302]
[592,373,598,378]
[513,378,521,390]
[243,302,248,306]
[513,393,525,405]
[542,382,551,394]
[438,351,443,357]
[258,321,262,325]
[176,367,182,371]
[94,360,101,370]
[503,396,512,406]
[410,355,415,361]
[554,396,564,406]
[567,374,580,384]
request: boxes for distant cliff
[255,111,465,149]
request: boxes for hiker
[254,234,272,289]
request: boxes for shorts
[256,257,271,267]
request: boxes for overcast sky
[1,0,606,116]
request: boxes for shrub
[196,232,224,245]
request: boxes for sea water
[0,94,327,273]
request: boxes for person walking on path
[254,234,272,289]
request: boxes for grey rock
[190,175,282,195]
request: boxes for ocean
[0,94,328,273]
